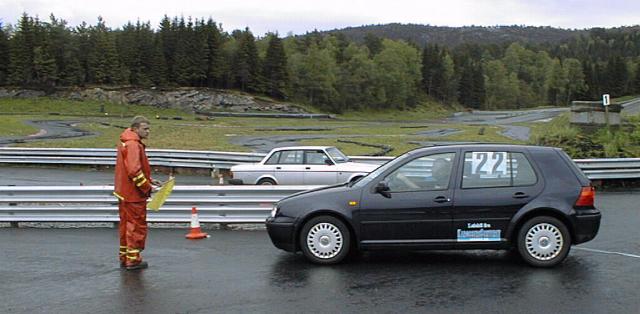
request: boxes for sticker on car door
[457,228,501,242]
[470,152,508,178]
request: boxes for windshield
[326,147,349,163]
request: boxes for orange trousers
[118,201,148,253]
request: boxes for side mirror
[325,159,334,166]
[375,181,391,198]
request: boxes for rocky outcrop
[0,87,309,114]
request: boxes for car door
[303,150,337,185]
[358,152,457,248]
[452,150,543,245]
[274,150,305,185]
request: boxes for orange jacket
[114,128,153,202]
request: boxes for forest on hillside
[1,13,640,112]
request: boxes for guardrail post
[9,201,19,227]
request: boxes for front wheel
[517,216,571,267]
[299,216,351,264]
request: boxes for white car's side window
[265,152,281,165]
[279,150,304,164]
[305,151,329,165]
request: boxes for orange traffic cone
[185,207,209,239]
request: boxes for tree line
[1,13,640,112]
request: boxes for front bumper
[266,217,297,252]
[572,209,601,244]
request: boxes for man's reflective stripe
[127,255,139,260]
[113,192,124,201]
[132,173,145,182]
[136,178,148,187]
[127,249,140,253]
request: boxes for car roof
[407,143,556,155]
[270,146,334,152]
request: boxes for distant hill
[325,23,586,47]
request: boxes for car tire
[257,178,276,185]
[517,216,571,267]
[299,216,351,264]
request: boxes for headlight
[270,205,279,217]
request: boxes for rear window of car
[462,151,537,189]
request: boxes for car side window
[462,151,537,188]
[305,151,330,165]
[265,152,281,165]
[278,150,304,164]
[512,153,537,186]
[385,153,455,192]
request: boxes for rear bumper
[572,210,601,244]
[266,217,297,252]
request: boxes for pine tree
[605,56,629,97]
[203,18,224,87]
[87,17,125,84]
[632,61,640,94]
[421,44,447,101]
[172,17,191,85]
[0,24,9,85]
[33,46,57,88]
[158,16,176,84]
[8,14,36,86]
[149,36,167,86]
[232,28,261,92]
[263,33,288,99]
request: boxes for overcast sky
[1,0,638,36]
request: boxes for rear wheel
[300,216,351,264]
[257,178,276,185]
[517,216,571,267]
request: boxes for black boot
[125,260,148,270]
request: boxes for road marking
[574,247,640,259]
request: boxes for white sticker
[471,152,508,178]
[457,229,501,242]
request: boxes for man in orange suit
[114,116,160,270]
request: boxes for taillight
[575,186,595,207]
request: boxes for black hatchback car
[266,144,601,267]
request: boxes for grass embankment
[0,116,39,137]
[530,113,640,158]
[0,97,524,155]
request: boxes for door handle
[305,167,311,170]
[433,196,451,203]
[513,192,529,199]
[276,167,281,170]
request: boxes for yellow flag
[148,177,175,211]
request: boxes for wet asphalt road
[1,191,639,313]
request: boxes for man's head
[131,116,150,139]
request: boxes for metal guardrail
[0,185,318,223]
[0,147,264,170]
[0,148,638,180]
[574,158,640,180]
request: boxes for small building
[570,101,621,126]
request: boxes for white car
[230,146,379,185]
